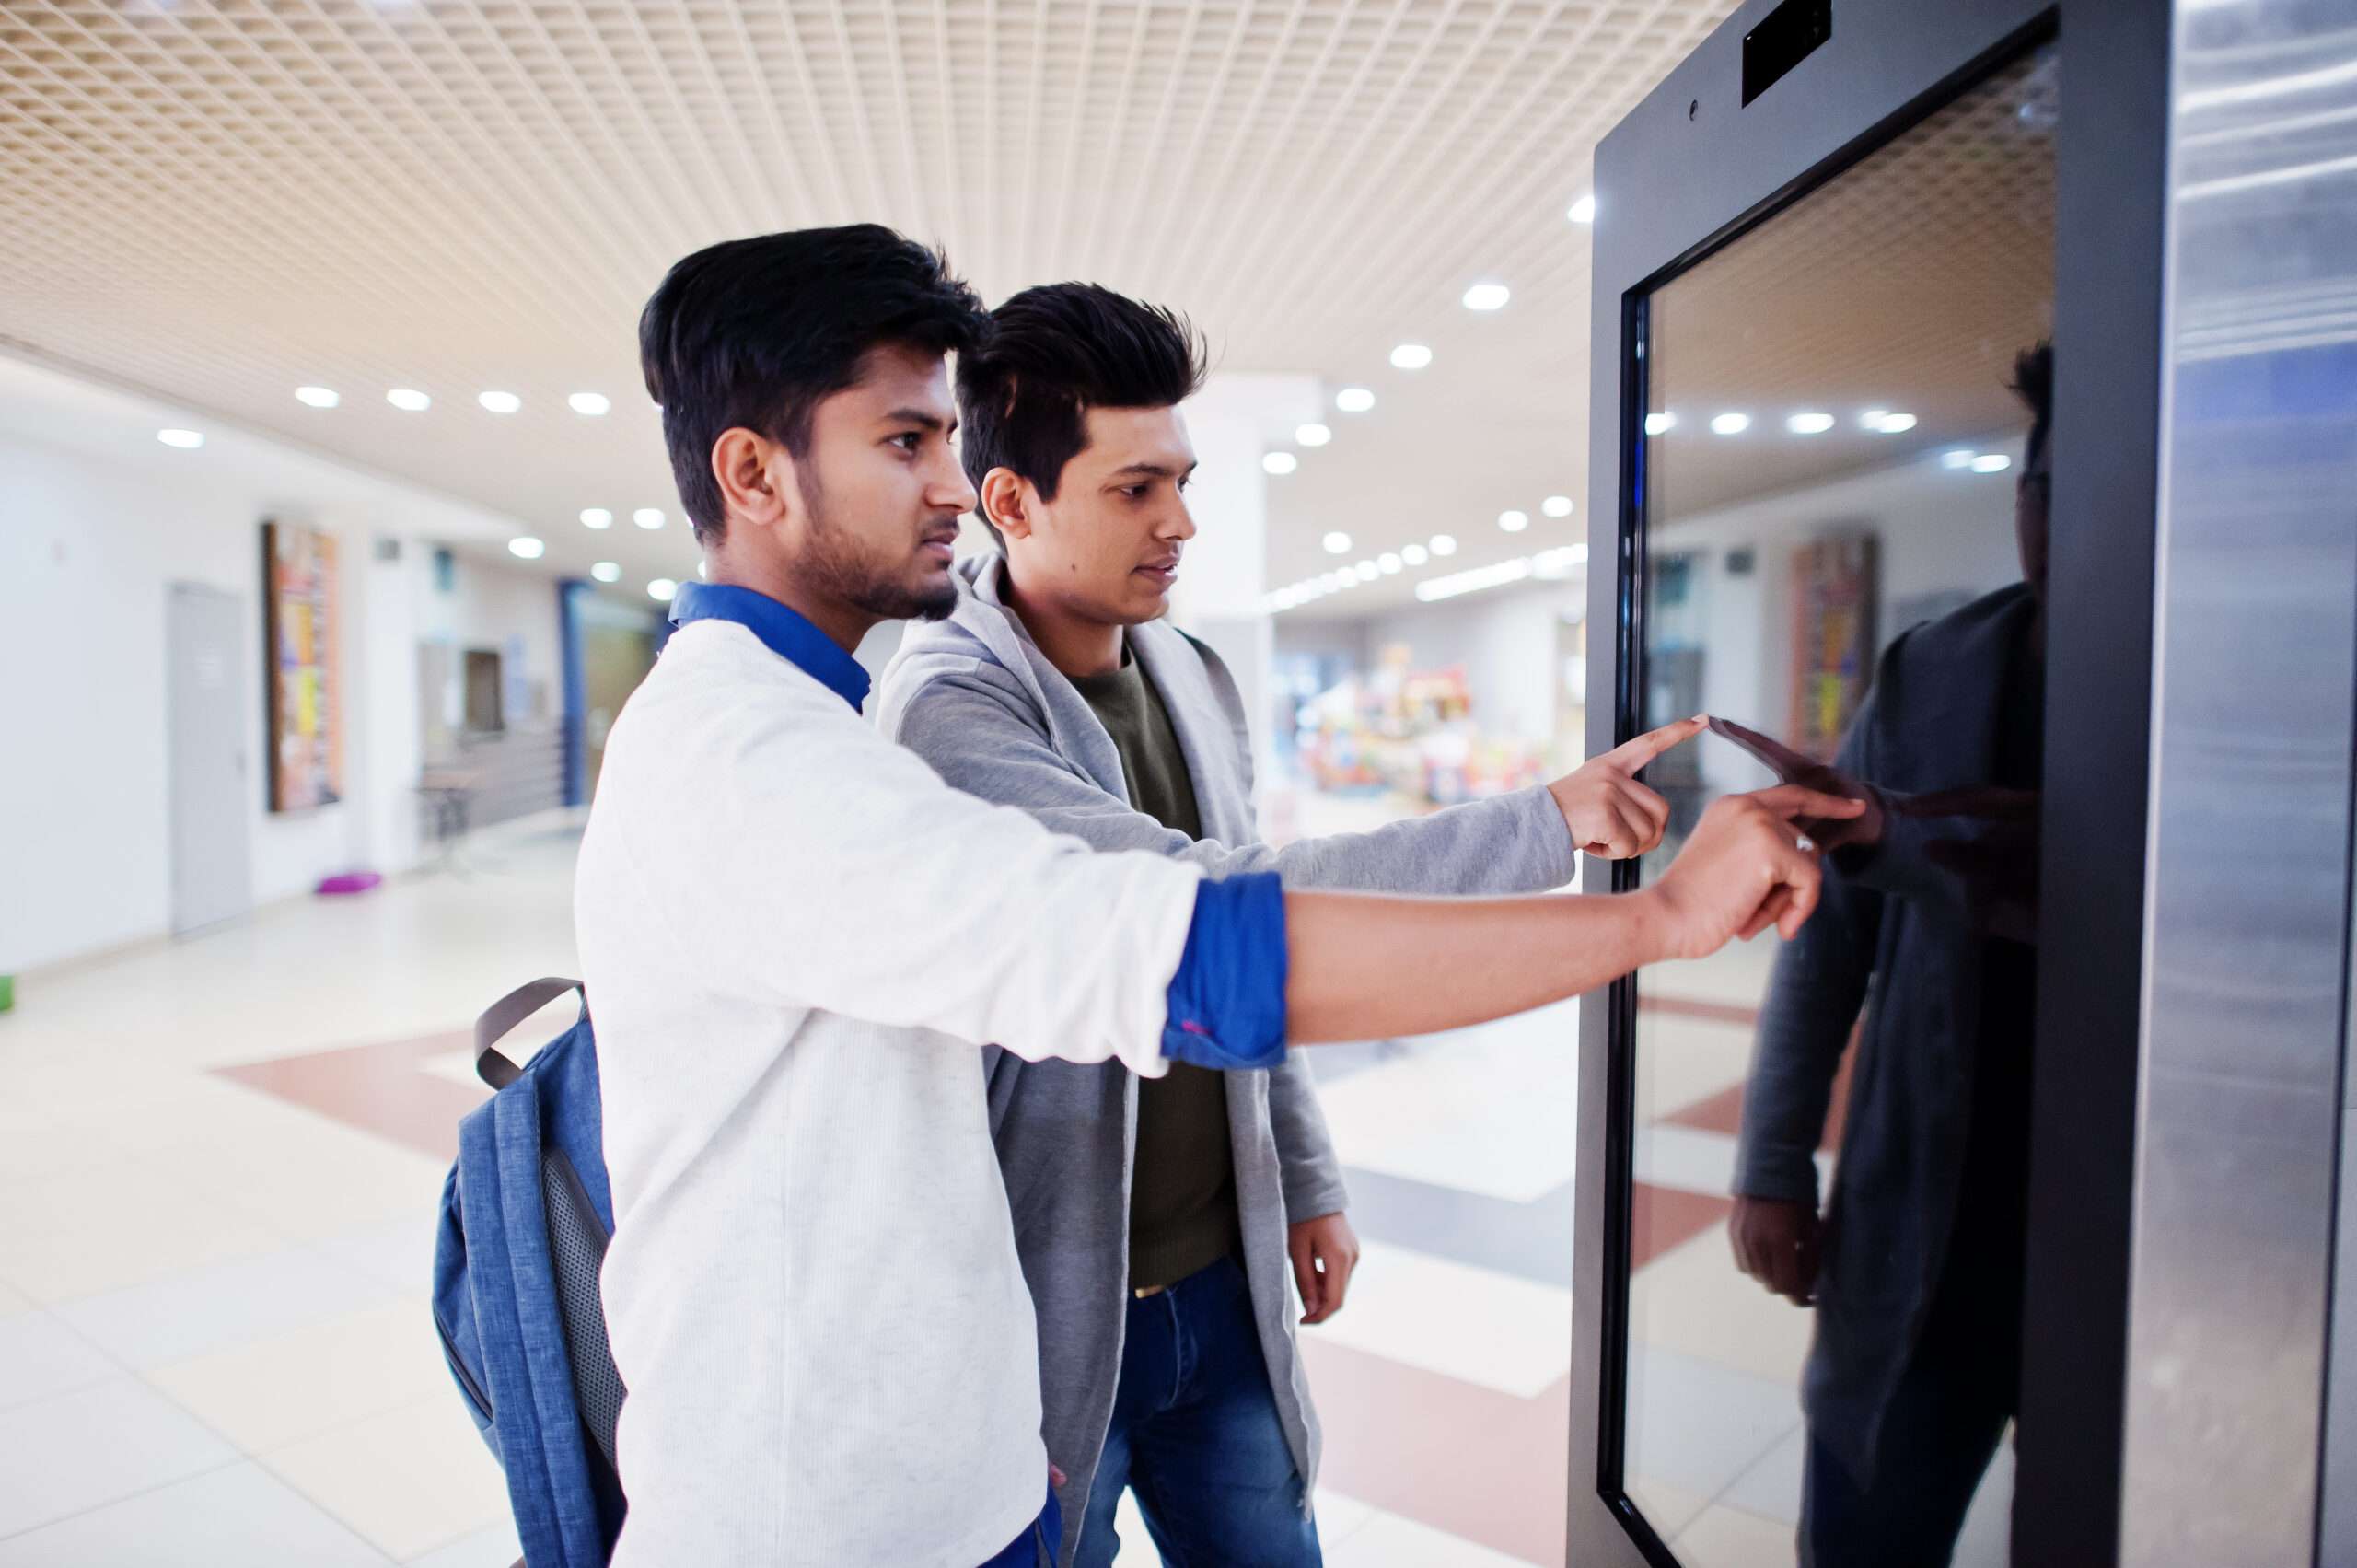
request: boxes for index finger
[1606,714,1709,770]
[1705,715,1817,784]
[1747,784,1870,823]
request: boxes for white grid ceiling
[0,0,1736,600]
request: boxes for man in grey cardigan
[876,283,1701,1567]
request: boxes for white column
[1170,371,1321,788]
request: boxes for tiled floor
[0,808,2011,1566]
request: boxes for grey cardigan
[876,555,1577,1559]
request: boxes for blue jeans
[1074,1256,1322,1568]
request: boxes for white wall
[0,354,559,974]
[1653,437,2027,792]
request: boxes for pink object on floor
[316,871,383,896]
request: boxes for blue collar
[668,581,871,713]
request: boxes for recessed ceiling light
[1943,448,1980,469]
[647,577,679,602]
[568,392,611,417]
[1430,533,1458,557]
[387,389,431,412]
[633,507,667,529]
[1323,531,1353,555]
[1865,410,1918,433]
[580,507,613,529]
[479,390,522,415]
[1568,193,1597,225]
[1461,282,1511,312]
[1499,509,1529,533]
[1354,560,1380,581]
[295,386,339,409]
[1787,412,1836,435]
[1644,412,1677,436]
[1263,451,1299,475]
[1711,412,1752,436]
[590,561,621,583]
[1971,453,2014,473]
[1335,387,1376,413]
[1389,343,1434,371]
[1402,543,1429,566]
[508,536,545,559]
[1541,494,1574,517]
[1378,552,1403,575]
[157,428,204,449]
[1296,423,1332,447]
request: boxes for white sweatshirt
[575,619,1203,1567]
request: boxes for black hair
[638,225,990,545]
[2011,340,2053,471]
[955,283,1209,549]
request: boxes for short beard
[796,462,960,623]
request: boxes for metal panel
[2120,4,2357,1563]
[1580,1,2177,1562]
[1576,2,2061,1562]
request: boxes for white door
[167,583,253,934]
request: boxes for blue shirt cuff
[1161,872,1289,1071]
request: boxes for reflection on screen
[1620,46,2056,1568]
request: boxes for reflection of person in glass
[1726,343,2052,1565]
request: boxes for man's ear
[981,467,1034,542]
[712,427,792,530]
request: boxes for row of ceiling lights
[1645,407,1920,438]
[146,420,675,601]
[283,385,616,416]
[1266,539,1593,613]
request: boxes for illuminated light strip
[1416,559,1534,602]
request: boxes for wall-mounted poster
[1789,532,1879,763]
[261,520,343,812]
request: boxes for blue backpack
[433,978,628,1567]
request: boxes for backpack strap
[475,977,584,1089]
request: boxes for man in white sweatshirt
[576,223,1860,1568]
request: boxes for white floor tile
[1623,1343,1804,1503]
[261,1394,511,1563]
[55,1243,397,1370]
[0,1310,118,1412]
[316,1216,447,1302]
[1632,1014,1758,1125]
[1627,1226,1815,1388]
[0,1157,291,1307]
[0,1459,390,1567]
[0,1282,29,1320]
[1718,1420,1808,1526]
[0,1376,239,1538]
[1313,1487,1381,1546]
[1313,1010,1579,1202]
[403,1517,523,1568]
[1626,1474,1713,1540]
[1329,1504,1543,1566]
[1671,1502,1797,1568]
[146,1300,453,1455]
[1300,1240,1572,1399]
[131,1097,447,1244]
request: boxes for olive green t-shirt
[1066,646,1242,1292]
